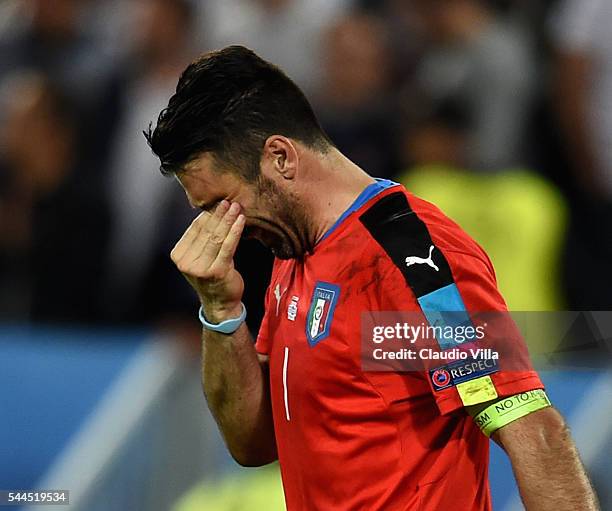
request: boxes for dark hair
[144,45,332,180]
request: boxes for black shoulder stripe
[359,192,454,298]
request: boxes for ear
[261,135,298,180]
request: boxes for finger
[170,210,213,261]
[185,200,230,263]
[197,202,241,266]
[211,214,245,271]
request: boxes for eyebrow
[185,191,212,210]
[188,200,206,210]
[196,200,219,212]
[186,197,199,209]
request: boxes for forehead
[176,153,243,209]
[183,152,217,174]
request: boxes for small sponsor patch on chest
[287,296,299,321]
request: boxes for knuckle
[194,211,209,223]
[188,221,202,234]
[208,269,225,281]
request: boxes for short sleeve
[255,283,273,355]
[383,249,544,416]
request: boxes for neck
[300,147,375,249]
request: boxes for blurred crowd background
[0,1,611,510]
[1,0,611,335]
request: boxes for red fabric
[255,185,542,510]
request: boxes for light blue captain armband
[198,303,247,334]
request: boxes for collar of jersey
[317,178,400,244]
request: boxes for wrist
[199,302,247,335]
[201,301,243,324]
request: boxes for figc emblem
[306,281,340,347]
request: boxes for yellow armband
[474,389,551,437]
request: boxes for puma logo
[274,283,287,316]
[405,245,439,271]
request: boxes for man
[145,46,599,510]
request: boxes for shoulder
[355,188,505,311]
[358,188,493,275]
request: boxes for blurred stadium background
[0,0,610,509]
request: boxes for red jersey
[255,181,543,510]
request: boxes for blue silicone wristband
[198,303,247,334]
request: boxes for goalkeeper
[146,46,599,510]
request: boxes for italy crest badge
[306,281,340,347]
